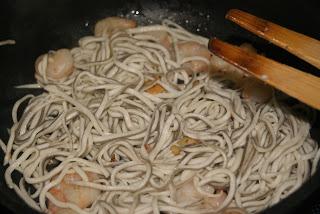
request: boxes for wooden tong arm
[226,9,320,69]
[208,38,320,110]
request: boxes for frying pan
[0,0,320,213]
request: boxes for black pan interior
[0,0,320,213]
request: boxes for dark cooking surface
[1,0,320,213]
[1,197,317,214]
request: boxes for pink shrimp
[178,41,212,73]
[175,179,227,209]
[35,49,74,81]
[94,17,137,37]
[146,31,173,51]
[48,172,101,214]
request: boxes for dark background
[0,0,320,213]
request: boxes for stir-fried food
[2,17,319,214]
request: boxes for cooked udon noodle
[0,39,16,46]
[2,18,320,214]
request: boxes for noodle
[2,19,319,214]
[0,39,15,46]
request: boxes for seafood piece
[178,41,212,73]
[176,179,227,209]
[94,17,137,37]
[35,49,74,81]
[146,31,173,51]
[48,172,101,214]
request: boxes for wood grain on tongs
[226,9,320,69]
[208,38,320,110]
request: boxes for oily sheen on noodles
[2,18,319,214]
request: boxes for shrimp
[178,41,212,73]
[146,31,173,51]
[94,17,137,37]
[48,172,101,214]
[175,179,227,209]
[35,49,74,81]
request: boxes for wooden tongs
[208,9,320,110]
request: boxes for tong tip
[208,38,260,76]
[225,9,241,20]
